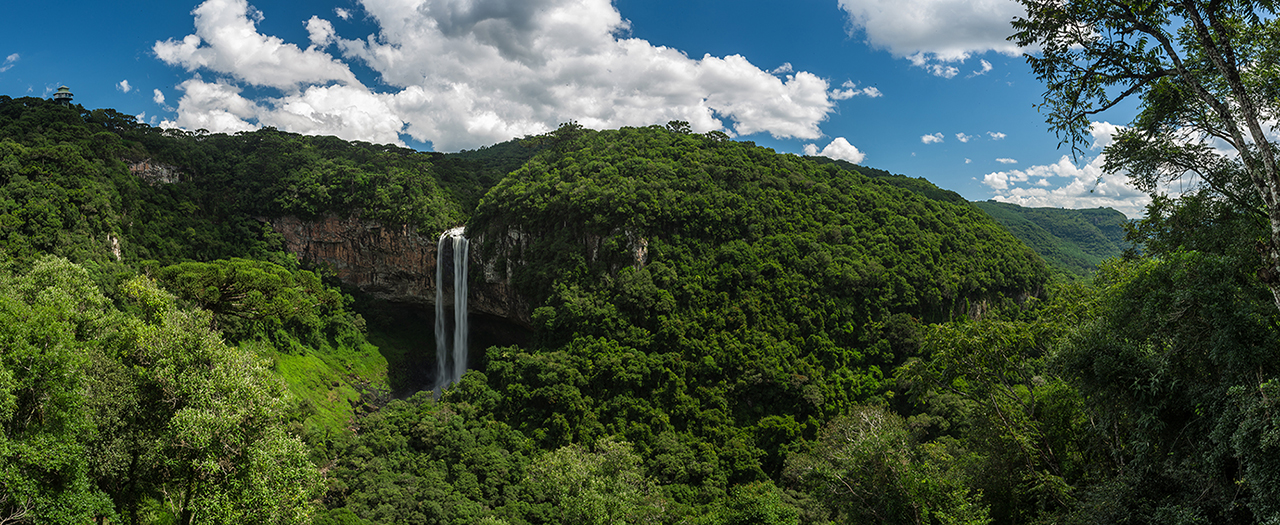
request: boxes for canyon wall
[269,214,533,327]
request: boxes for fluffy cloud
[921,132,944,144]
[803,137,866,164]
[838,0,1025,77]
[0,53,17,73]
[987,131,1006,140]
[306,16,337,48]
[983,155,1151,217]
[154,0,358,90]
[982,122,1152,217]
[160,77,406,145]
[351,0,839,149]
[154,0,845,151]
[159,79,260,133]
[830,81,883,100]
[117,80,132,93]
[956,132,973,143]
[917,60,959,79]
[996,157,1016,164]
[1088,121,1123,150]
[969,59,993,77]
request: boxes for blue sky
[0,0,1150,215]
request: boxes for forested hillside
[798,162,1129,278]
[972,201,1130,277]
[804,156,969,205]
[2,95,1279,525]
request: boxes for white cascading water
[434,227,469,392]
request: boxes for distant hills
[971,200,1130,277]
[807,157,1131,277]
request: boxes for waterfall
[434,226,469,392]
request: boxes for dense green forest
[804,161,1132,279]
[1,95,1277,525]
[971,201,1129,277]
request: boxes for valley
[1,96,1276,525]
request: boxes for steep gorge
[268,213,530,324]
[267,214,535,391]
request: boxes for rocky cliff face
[129,159,184,185]
[269,214,533,327]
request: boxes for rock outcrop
[129,159,184,185]
[268,214,533,327]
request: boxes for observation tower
[52,86,73,105]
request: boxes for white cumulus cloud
[831,80,883,99]
[956,132,973,143]
[159,79,260,133]
[996,157,1017,164]
[160,77,407,145]
[803,137,866,164]
[838,0,1026,77]
[306,16,337,48]
[987,131,1006,140]
[117,80,132,93]
[154,0,846,151]
[154,0,358,90]
[922,132,944,144]
[982,122,1152,217]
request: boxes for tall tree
[0,257,115,523]
[117,275,320,525]
[1011,0,1280,306]
[0,259,319,525]
[1055,252,1278,522]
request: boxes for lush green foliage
[973,201,1129,277]
[785,406,990,525]
[474,125,1047,321]
[448,124,1051,518]
[1011,0,1280,308]
[0,257,320,524]
[128,128,465,234]
[156,258,350,345]
[8,95,1280,525]
[1055,252,1278,523]
[805,157,969,206]
[895,288,1099,524]
[1009,3,1280,519]
[0,97,389,523]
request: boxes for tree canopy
[9,93,1280,524]
[1012,0,1280,305]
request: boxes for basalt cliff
[268,214,534,327]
